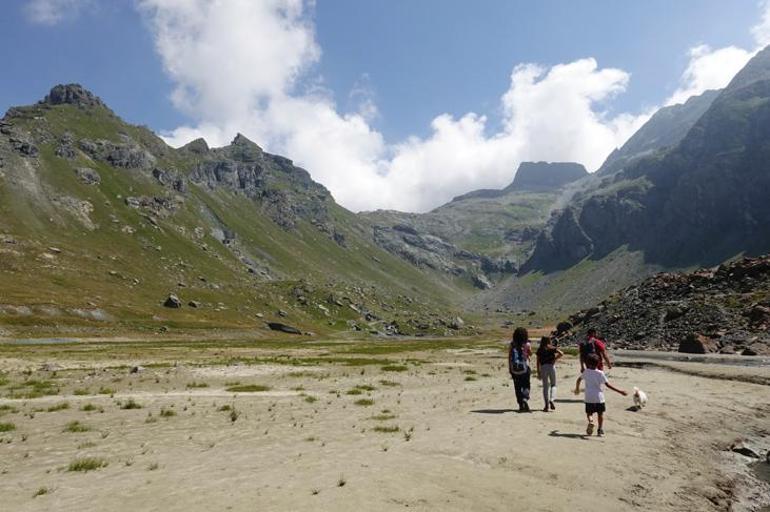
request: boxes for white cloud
[752,0,770,47]
[665,1,770,106]
[23,0,91,25]
[141,0,648,212]
[665,45,753,105]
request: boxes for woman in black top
[536,336,564,412]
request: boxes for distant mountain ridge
[451,161,587,202]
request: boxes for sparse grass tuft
[226,384,270,393]
[33,487,50,497]
[120,399,142,410]
[464,376,477,382]
[354,399,374,407]
[47,402,70,412]
[381,365,407,372]
[80,403,102,412]
[160,407,176,417]
[97,387,115,395]
[217,404,232,412]
[0,422,16,432]
[68,457,107,472]
[73,388,90,396]
[370,413,396,421]
[373,425,400,433]
[345,388,363,395]
[186,382,208,389]
[304,395,318,403]
[148,462,159,471]
[378,380,400,387]
[64,421,91,433]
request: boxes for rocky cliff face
[527,46,770,272]
[361,162,586,288]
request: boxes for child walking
[574,353,627,436]
[536,336,563,412]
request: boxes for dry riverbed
[0,337,768,511]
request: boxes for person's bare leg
[597,412,604,436]
[586,413,594,435]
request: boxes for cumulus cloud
[23,0,92,25]
[665,1,770,105]
[665,45,753,105]
[140,0,648,212]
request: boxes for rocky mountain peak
[40,83,107,109]
[724,44,770,92]
[181,137,209,155]
[506,162,587,192]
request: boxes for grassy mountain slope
[0,85,469,337]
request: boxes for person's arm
[554,349,564,361]
[579,351,585,372]
[507,345,513,375]
[536,353,541,378]
[606,382,627,396]
[574,375,583,395]
[601,346,612,370]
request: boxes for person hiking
[579,328,612,372]
[508,327,532,412]
[574,353,628,436]
[536,336,563,412]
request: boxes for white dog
[633,387,648,409]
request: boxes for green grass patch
[370,414,396,421]
[186,382,208,389]
[303,395,318,403]
[0,422,16,432]
[345,388,363,395]
[97,387,115,395]
[372,425,400,433]
[64,421,91,433]
[0,404,19,416]
[47,402,70,412]
[354,399,374,407]
[464,376,477,381]
[80,403,101,412]
[226,384,271,393]
[68,457,107,472]
[120,398,142,410]
[381,365,408,372]
[73,388,90,396]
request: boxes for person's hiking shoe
[597,427,604,437]
[549,401,555,410]
[522,401,530,412]
[586,422,594,436]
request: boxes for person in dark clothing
[508,327,532,412]
[536,336,564,412]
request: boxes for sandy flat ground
[0,345,769,512]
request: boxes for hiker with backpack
[579,328,612,372]
[508,327,532,412]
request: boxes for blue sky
[1,1,768,211]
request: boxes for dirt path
[1,350,768,511]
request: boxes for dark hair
[512,327,529,347]
[538,336,551,350]
[585,353,600,369]
[587,328,597,337]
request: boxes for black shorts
[585,402,606,414]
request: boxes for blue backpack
[510,345,528,375]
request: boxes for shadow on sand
[470,409,517,414]
[554,398,583,404]
[548,430,588,440]
[626,405,641,412]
